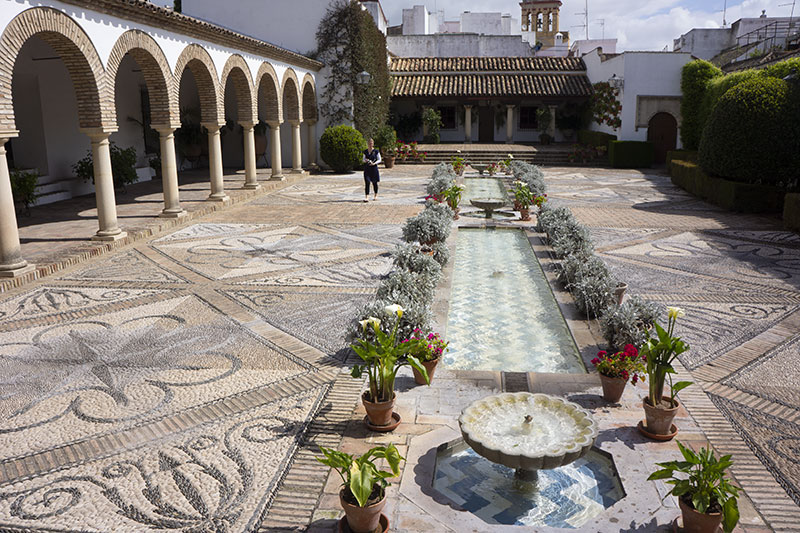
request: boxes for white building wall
[460,12,505,35]
[387,34,534,57]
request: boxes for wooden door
[479,106,494,143]
[647,112,678,164]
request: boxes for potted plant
[351,305,429,430]
[374,125,397,169]
[401,207,452,246]
[450,154,466,176]
[648,441,740,533]
[9,169,39,216]
[404,329,449,385]
[502,154,514,175]
[487,162,499,176]
[441,184,464,219]
[317,444,403,533]
[640,307,692,438]
[73,142,139,193]
[512,180,545,221]
[591,344,646,403]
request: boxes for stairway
[394,145,596,167]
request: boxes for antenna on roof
[722,0,727,27]
[594,18,605,39]
[574,0,589,39]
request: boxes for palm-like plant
[640,307,692,406]
[317,444,404,507]
[648,441,740,533]
[351,305,429,401]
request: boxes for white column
[240,121,260,189]
[268,121,284,180]
[506,105,515,144]
[306,120,317,167]
[0,136,34,277]
[548,105,558,139]
[464,105,472,143]
[202,122,229,202]
[153,126,185,217]
[290,121,302,172]
[81,129,127,241]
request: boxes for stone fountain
[459,392,598,482]
[469,198,505,218]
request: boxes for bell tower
[520,1,568,48]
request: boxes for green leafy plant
[680,60,723,149]
[441,184,464,212]
[640,307,692,407]
[317,444,404,507]
[648,441,740,533]
[319,125,366,173]
[10,169,39,215]
[73,142,138,192]
[536,107,552,132]
[374,125,397,156]
[422,108,443,144]
[351,305,430,400]
[450,155,466,175]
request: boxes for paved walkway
[0,164,796,531]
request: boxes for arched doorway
[647,112,677,164]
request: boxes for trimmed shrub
[577,130,617,149]
[556,254,609,286]
[10,169,39,215]
[666,150,698,173]
[319,125,366,173]
[601,296,661,351]
[699,77,800,186]
[429,241,450,267]
[392,243,442,280]
[699,70,760,131]
[432,162,455,177]
[427,174,454,197]
[609,141,654,169]
[680,60,723,150]
[73,142,138,191]
[402,206,452,244]
[374,124,397,155]
[570,274,615,319]
[348,299,432,345]
[550,220,594,259]
[376,269,437,308]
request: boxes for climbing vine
[591,82,622,130]
[315,0,390,140]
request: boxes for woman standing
[362,138,382,202]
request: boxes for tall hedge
[680,60,722,150]
[699,77,800,185]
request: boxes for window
[519,106,538,130]
[437,106,456,130]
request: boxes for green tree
[679,60,722,150]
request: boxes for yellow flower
[667,307,685,320]
[384,304,404,318]
[360,317,382,331]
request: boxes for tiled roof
[391,73,592,98]
[390,57,586,73]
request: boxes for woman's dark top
[363,149,381,181]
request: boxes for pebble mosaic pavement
[547,167,800,529]
[0,165,799,531]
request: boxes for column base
[92,231,128,242]
[0,263,35,278]
[160,208,187,218]
[207,194,230,202]
[289,169,309,176]
[270,174,285,181]
[505,140,514,144]
[243,183,261,190]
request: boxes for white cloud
[380,0,795,51]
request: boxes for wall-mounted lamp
[609,73,624,90]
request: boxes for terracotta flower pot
[362,392,395,427]
[384,156,395,169]
[642,397,679,436]
[613,282,628,306]
[519,207,531,221]
[340,487,386,533]
[599,374,626,403]
[679,496,723,533]
[412,358,440,385]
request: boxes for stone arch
[220,54,256,124]
[174,44,222,125]
[256,62,282,123]
[0,7,110,132]
[281,68,301,123]
[301,73,317,122]
[106,30,178,127]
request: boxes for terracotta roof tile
[390,56,585,72]
[391,73,592,98]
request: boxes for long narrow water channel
[444,227,585,373]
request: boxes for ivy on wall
[315,0,390,140]
[591,82,622,130]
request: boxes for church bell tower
[520,1,569,48]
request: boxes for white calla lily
[667,306,685,320]
[384,304,404,318]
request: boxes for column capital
[267,120,283,129]
[506,104,516,110]
[463,104,473,110]
[304,119,317,126]
[0,130,19,141]
[289,120,302,127]
[239,121,256,129]
[151,123,180,134]
[79,127,117,141]
[201,122,224,132]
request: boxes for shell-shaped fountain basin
[469,198,505,211]
[459,392,598,471]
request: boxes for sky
[379,0,797,51]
